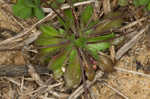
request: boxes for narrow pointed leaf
[95,19,123,34]
[147,3,150,11]
[17,0,24,4]
[34,0,41,6]
[64,49,81,88]
[35,34,61,47]
[86,47,99,60]
[12,4,32,19]
[64,9,74,29]
[88,33,115,42]
[48,48,71,78]
[139,0,150,5]
[81,5,93,25]
[103,11,122,19]
[72,0,84,3]
[56,0,65,3]
[57,9,74,30]
[133,0,141,6]
[87,20,99,28]
[40,25,61,37]
[86,42,110,61]
[118,0,128,6]
[35,25,66,55]
[88,42,111,52]
[38,42,70,65]
[74,37,87,48]
[34,8,45,20]
[24,0,36,8]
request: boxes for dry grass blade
[4,77,27,90]
[27,64,45,86]
[115,67,150,78]
[116,25,149,60]
[68,71,104,99]
[102,81,129,99]
[120,17,147,30]
[43,0,96,13]
[24,82,62,96]
[0,11,54,47]
[103,0,111,14]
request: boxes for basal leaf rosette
[35,5,124,88]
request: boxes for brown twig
[0,65,50,77]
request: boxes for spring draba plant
[12,0,44,19]
[35,3,124,88]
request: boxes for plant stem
[77,48,89,99]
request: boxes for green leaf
[74,37,87,48]
[12,4,32,19]
[95,18,123,34]
[34,8,45,20]
[24,0,36,8]
[87,20,99,28]
[81,5,93,25]
[36,38,62,53]
[12,0,45,20]
[34,0,41,6]
[58,9,74,30]
[103,11,122,19]
[133,0,150,6]
[72,0,84,3]
[48,49,71,78]
[36,41,69,65]
[86,42,111,60]
[147,2,150,10]
[133,0,140,6]
[64,49,81,88]
[118,0,128,6]
[88,33,115,42]
[57,17,67,29]
[64,9,74,28]
[58,28,65,34]
[85,29,93,35]
[51,2,59,9]
[56,0,65,3]
[35,25,65,55]
[86,47,99,60]
[139,0,150,5]
[35,37,60,46]
[17,0,24,5]
[40,25,60,37]
[88,42,111,52]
